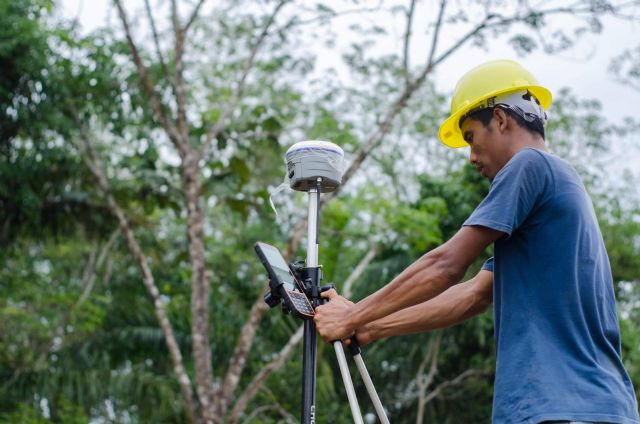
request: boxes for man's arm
[355,269,493,346]
[314,225,502,342]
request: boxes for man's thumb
[320,288,338,299]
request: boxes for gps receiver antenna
[278,140,389,424]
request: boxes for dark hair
[463,106,545,140]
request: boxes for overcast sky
[59,0,640,128]
[59,0,640,124]
[57,0,639,207]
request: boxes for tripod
[300,177,389,424]
[260,140,389,423]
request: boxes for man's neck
[507,130,547,156]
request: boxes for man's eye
[464,132,473,144]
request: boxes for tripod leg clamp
[347,336,361,356]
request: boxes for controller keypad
[289,291,314,315]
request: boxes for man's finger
[320,288,338,299]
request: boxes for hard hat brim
[438,85,552,149]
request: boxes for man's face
[460,113,504,180]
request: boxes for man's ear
[493,107,509,133]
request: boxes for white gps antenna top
[261,139,389,424]
[285,140,345,193]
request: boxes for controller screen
[262,246,297,291]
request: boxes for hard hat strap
[458,89,547,129]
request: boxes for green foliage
[0,396,89,424]
[0,0,53,141]
[1,0,639,423]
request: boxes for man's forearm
[347,249,458,330]
[364,271,493,342]
[313,226,501,343]
[344,227,500,332]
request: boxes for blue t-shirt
[464,148,639,424]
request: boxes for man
[314,60,639,424]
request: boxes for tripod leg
[333,341,364,424]
[353,353,390,424]
[301,320,316,424]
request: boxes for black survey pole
[301,177,322,424]
[261,141,374,423]
[301,310,317,423]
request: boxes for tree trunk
[77,134,199,423]
[182,151,217,423]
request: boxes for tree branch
[76,229,119,308]
[252,386,298,424]
[103,256,114,286]
[71,122,199,424]
[215,292,270,419]
[198,0,289,162]
[143,0,170,80]
[402,0,417,85]
[426,0,447,70]
[227,326,304,424]
[416,332,441,424]
[422,333,442,389]
[284,2,385,27]
[182,152,216,423]
[342,244,379,299]
[419,3,613,84]
[416,10,491,85]
[240,401,297,424]
[422,368,490,405]
[185,0,207,33]
[319,79,419,207]
[204,4,292,411]
[113,0,187,156]
[171,0,190,143]
[155,4,217,420]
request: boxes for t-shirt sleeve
[463,149,552,237]
[482,257,494,272]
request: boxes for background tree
[1,0,640,423]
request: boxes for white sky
[58,0,640,203]
[433,14,640,125]
[59,0,640,124]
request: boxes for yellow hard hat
[438,60,552,148]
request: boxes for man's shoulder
[502,147,576,183]
[510,147,552,166]
[493,148,553,184]
[511,147,571,170]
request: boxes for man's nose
[469,151,477,165]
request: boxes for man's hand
[313,289,356,343]
[353,323,376,347]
